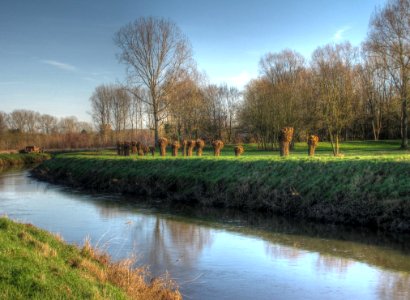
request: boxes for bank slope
[0,217,181,300]
[0,153,50,167]
[33,154,410,232]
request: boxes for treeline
[0,110,96,150]
[89,0,409,156]
[2,0,409,155]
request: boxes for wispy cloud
[0,81,22,85]
[333,26,351,42]
[41,59,77,71]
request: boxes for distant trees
[366,0,410,148]
[0,110,94,150]
[115,17,193,146]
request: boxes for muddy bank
[32,155,410,232]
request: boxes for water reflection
[1,168,410,299]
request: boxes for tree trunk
[401,97,408,149]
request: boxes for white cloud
[41,60,77,71]
[333,26,351,42]
[217,71,254,88]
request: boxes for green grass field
[0,217,180,300]
[34,140,410,232]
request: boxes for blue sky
[0,0,386,122]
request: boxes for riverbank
[32,144,410,233]
[0,216,181,299]
[0,153,50,168]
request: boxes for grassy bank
[33,141,410,232]
[0,153,50,168]
[0,216,181,299]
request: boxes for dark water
[0,168,409,300]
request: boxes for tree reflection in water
[377,272,410,300]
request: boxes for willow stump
[212,140,224,156]
[116,141,122,155]
[124,142,130,156]
[142,144,149,156]
[149,146,155,157]
[279,127,294,156]
[196,139,205,156]
[182,140,188,157]
[234,145,244,157]
[307,135,319,157]
[131,141,137,154]
[172,141,180,156]
[187,140,195,157]
[158,137,168,156]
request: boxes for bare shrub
[279,127,294,156]
[195,139,205,156]
[186,140,195,156]
[212,140,224,156]
[234,145,244,156]
[171,141,180,156]
[158,138,168,156]
[307,135,319,156]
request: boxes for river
[0,168,409,300]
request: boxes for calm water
[0,168,409,300]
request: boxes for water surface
[0,168,409,300]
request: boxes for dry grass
[79,238,182,300]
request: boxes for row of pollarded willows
[279,127,320,157]
[159,138,229,157]
[115,127,322,158]
[117,138,247,158]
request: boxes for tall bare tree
[90,85,113,139]
[366,0,410,148]
[311,42,358,156]
[115,17,193,145]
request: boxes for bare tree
[311,42,358,156]
[366,0,410,148]
[90,85,113,137]
[115,17,193,145]
[39,114,58,134]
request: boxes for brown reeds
[171,141,180,156]
[195,139,205,156]
[307,135,319,157]
[234,145,244,156]
[279,127,294,156]
[79,238,181,300]
[158,138,168,157]
[212,140,224,156]
[186,140,195,157]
